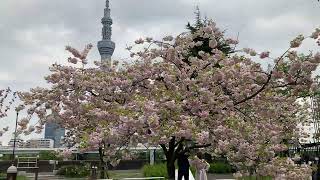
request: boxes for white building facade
[25,138,54,148]
[8,139,24,148]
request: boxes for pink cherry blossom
[260,51,270,59]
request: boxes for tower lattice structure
[97,0,115,67]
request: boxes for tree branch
[234,74,271,105]
[234,48,291,105]
[174,138,185,148]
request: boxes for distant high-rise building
[97,0,115,67]
[44,122,65,148]
[25,138,54,148]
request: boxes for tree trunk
[98,143,111,179]
[98,147,106,179]
[162,137,179,180]
[161,137,210,179]
[166,145,176,180]
[100,165,105,179]
[167,160,176,180]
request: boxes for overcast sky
[0,0,320,144]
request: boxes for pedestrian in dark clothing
[178,153,190,180]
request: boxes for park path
[25,173,86,180]
[173,170,234,180]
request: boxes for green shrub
[142,163,168,178]
[0,154,13,161]
[39,151,62,160]
[57,165,90,178]
[208,162,233,174]
[0,173,5,180]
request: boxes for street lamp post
[91,165,98,180]
[7,112,19,180]
[12,112,19,164]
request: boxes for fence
[288,143,320,161]
[0,160,150,173]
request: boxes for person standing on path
[190,154,210,180]
[178,153,190,180]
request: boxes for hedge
[208,162,234,174]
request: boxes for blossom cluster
[0,88,17,137]
[256,157,312,180]
[0,88,16,119]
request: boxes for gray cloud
[0,0,319,144]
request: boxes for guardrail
[17,156,39,180]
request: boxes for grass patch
[142,163,168,178]
[0,173,29,180]
[17,176,29,180]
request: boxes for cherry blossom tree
[122,23,320,178]
[18,21,320,179]
[18,45,145,178]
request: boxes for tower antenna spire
[98,0,115,67]
[106,0,109,8]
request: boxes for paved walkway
[24,172,85,180]
[174,169,234,180]
[28,176,86,180]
